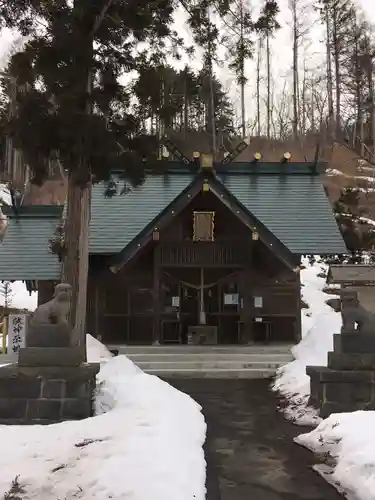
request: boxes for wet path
[166,379,343,500]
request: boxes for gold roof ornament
[282,152,292,162]
[254,152,262,161]
[193,151,200,159]
[201,154,213,169]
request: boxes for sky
[0,281,37,311]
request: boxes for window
[193,211,215,241]
[254,296,263,308]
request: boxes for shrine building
[0,145,347,346]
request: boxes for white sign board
[224,293,239,305]
[172,296,180,307]
[8,314,27,357]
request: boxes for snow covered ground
[273,257,375,500]
[272,257,342,425]
[296,412,375,500]
[0,335,207,500]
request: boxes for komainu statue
[30,283,72,327]
[340,289,375,334]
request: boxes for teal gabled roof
[0,206,62,280]
[90,172,194,253]
[90,163,346,256]
[0,161,347,282]
[217,173,345,254]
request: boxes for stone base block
[27,324,71,348]
[187,326,218,345]
[328,351,375,370]
[18,347,84,367]
[307,365,375,418]
[0,362,100,425]
[334,333,375,353]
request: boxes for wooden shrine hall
[0,141,347,345]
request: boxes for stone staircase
[107,344,294,379]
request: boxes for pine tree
[220,0,280,138]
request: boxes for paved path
[166,379,343,500]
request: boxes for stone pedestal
[307,333,375,418]
[187,326,218,344]
[0,321,99,425]
[0,359,100,425]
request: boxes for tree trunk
[239,0,246,138]
[207,8,217,157]
[332,6,341,138]
[266,32,271,139]
[63,173,91,361]
[300,63,307,136]
[292,0,299,139]
[184,69,189,139]
[325,6,334,138]
[256,37,262,136]
[370,77,375,161]
[353,26,362,133]
[209,65,217,156]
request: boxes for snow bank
[0,183,11,206]
[86,333,113,364]
[272,257,341,425]
[272,259,375,500]
[0,336,206,500]
[296,411,375,500]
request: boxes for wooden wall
[87,238,301,345]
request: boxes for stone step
[127,353,293,363]
[144,368,278,379]
[0,355,14,365]
[108,344,293,355]
[132,360,287,370]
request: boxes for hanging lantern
[252,230,259,241]
[282,152,292,163]
[104,179,117,198]
[152,229,160,241]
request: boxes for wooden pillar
[239,267,254,344]
[295,269,302,342]
[94,283,100,339]
[153,250,161,345]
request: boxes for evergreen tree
[134,64,235,139]
[0,0,182,354]
[220,1,280,137]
